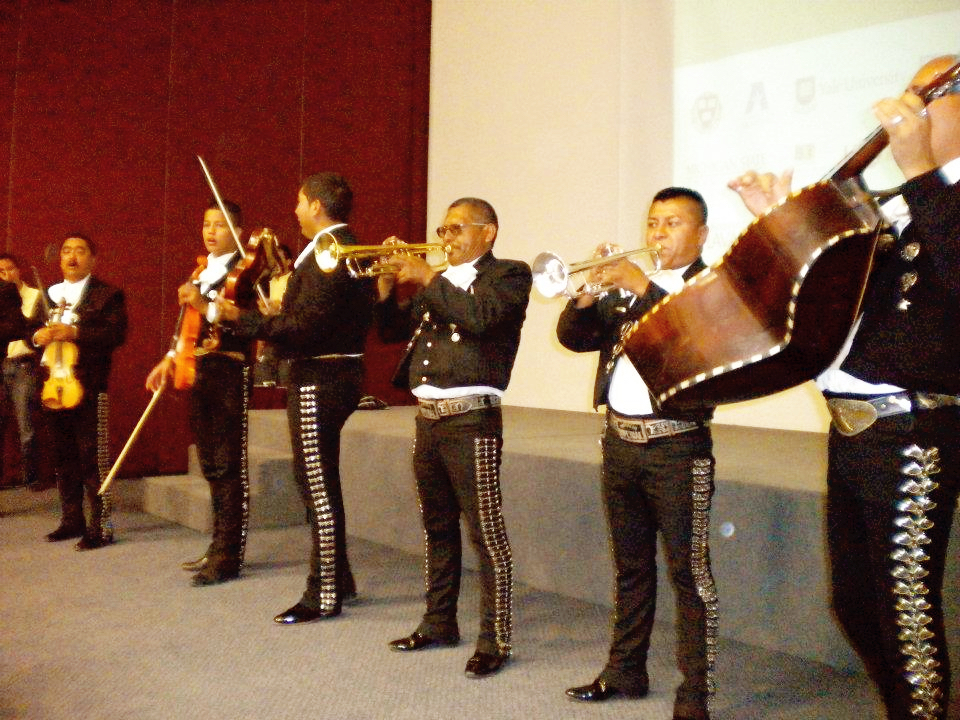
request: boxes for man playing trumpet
[558,187,717,720]
[375,197,531,679]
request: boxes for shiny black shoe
[566,677,642,702]
[388,631,460,652]
[75,534,114,551]
[273,602,340,625]
[46,525,85,542]
[464,650,509,678]
[191,569,239,587]
[181,555,208,572]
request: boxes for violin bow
[196,155,270,307]
[97,385,165,496]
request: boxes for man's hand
[391,253,437,288]
[874,92,935,181]
[145,356,173,392]
[728,169,793,217]
[33,323,77,346]
[217,298,240,322]
[595,257,650,298]
[177,283,206,312]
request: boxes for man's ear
[481,223,497,246]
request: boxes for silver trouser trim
[690,456,718,709]
[474,436,513,654]
[413,433,431,595]
[892,444,943,719]
[238,366,251,570]
[96,392,113,541]
[299,385,338,611]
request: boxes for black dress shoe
[75,534,114,551]
[388,631,460,652]
[464,650,509,678]
[341,590,360,606]
[273,602,340,624]
[191,569,239,587]
[181,555,208,572]
[566,677,647,702]
[46,525,85,542]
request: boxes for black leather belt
[825,391,960,436]
[607,411,701,444]
[417,394,501,420]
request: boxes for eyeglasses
[435,223,488,238]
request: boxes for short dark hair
[449,197,498,229]
[0,252,22,268]
[207,199,243,229]
[301,172,353,222]
[652,187,708,225]
[62,233,96,255]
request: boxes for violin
[170,256,207,390]
[32,268,84,410]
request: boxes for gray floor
[0,487,883,720]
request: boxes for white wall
[428,0,957,433]
[428,0,674,416]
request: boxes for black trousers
[412,407,513,655]
[188,354,250,574]
[45,391,111,540]
[828,408,960,720]
[599,424,716,718]
[285,357,362,611]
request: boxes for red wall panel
[0,0,430,476]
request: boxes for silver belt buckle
[826,398,880,436]
[611,416,648,443]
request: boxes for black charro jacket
[33,276,127,396]
[556,259,711,423]
[376,251,532,392]
[231,225,374,359]
[841,168,960,394]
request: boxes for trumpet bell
[314,231,341,272]
[531,252,570,298]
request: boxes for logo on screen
[796,76,816,106]
[692,93,721,131]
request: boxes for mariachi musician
[33,234,127,550]
[146,199,255,586]
[730,55,960,720]
[557,187,717,720]
[218,172,374,625]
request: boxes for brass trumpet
[531,244,661,298]
[314,231,450,278]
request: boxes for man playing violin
[730,54,960,720]
[376,198,531,679]
[146,200,253,586]
[218,172,374,624]
[557,188,716,720]
[32,234,127,550]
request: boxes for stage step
[141,432,304,533]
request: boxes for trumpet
[314,231,450,278]
[531,244,661,299]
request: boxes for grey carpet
[1,487,882,720]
